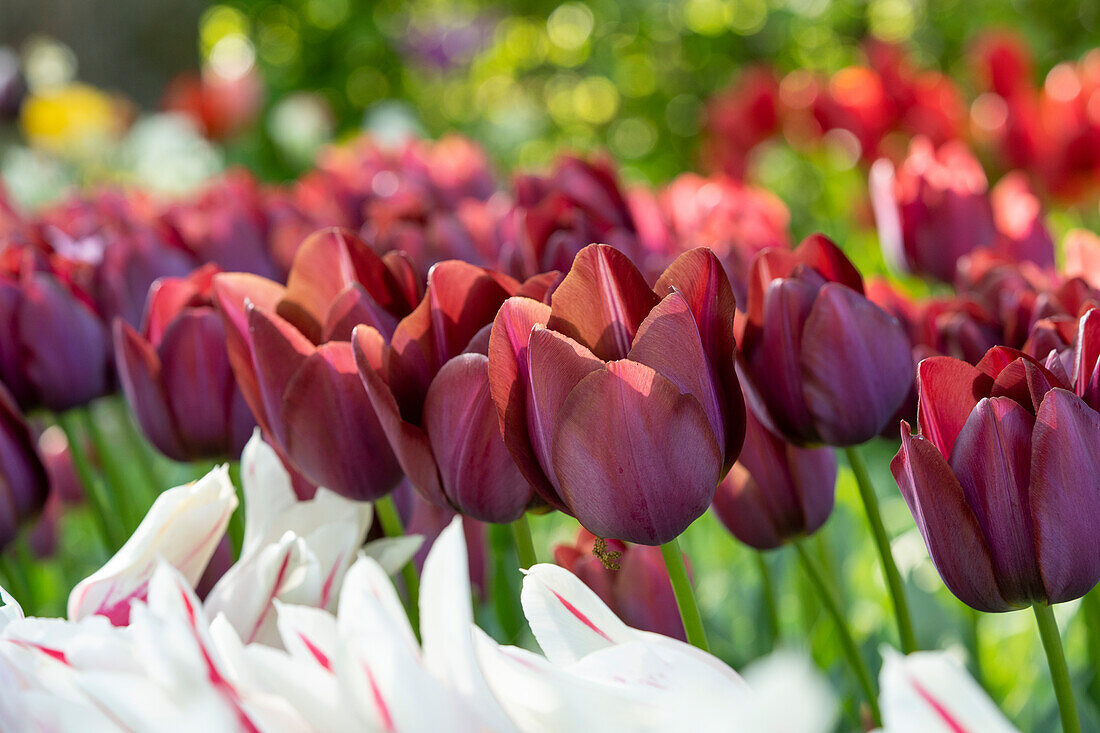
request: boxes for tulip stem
[56,410,126,552]
[756,553,781,649]
[964,606,986,692]
[1033,603,1081,733]
[844,445,917,654]
[1082,588,1100,711]
[793,540,881,726]
[83,406,145,532]
[659,538,709,653]
[375,494,420,631]
[111,397,163,506]
[510,514,537,569]
[0,551,34,614]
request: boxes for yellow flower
[20,83,123,157]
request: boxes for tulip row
[705,33,1100,201]
[1,117,1099,730]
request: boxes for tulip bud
[553,529,686,641]
[0,382,49,552]
[114,264,256,462]
[712,403,836,550]
[489,244,745,544]
[740,235,913,446]
[892,347,1100,611]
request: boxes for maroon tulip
[739,235,913,446]
[0,381,49,551]
[892,347,1100,611]
[712,402,836,550]
[488,243,745,545]
[0,251,111,412]
[214,228,417,501]
[989,172,1055,272]
[114,264,255,462]
[870,137,996,282]
[354,260,548,523]
[554,529,686,641]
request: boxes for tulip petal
[281,342,402,501]
[794,234,864,294]
[423,354,530,522]
[916,357,994,459]
[891,424,1009,612]
[629,291,726,457]
[551,360,722,545]
[949,397,1043,606]
[1029,389,1100,603]
[247,306,314,448]
[1073,308,1100,404]
[353,325,446,506]
[653,247,744,468]
[547,244,660,361]
[988,356,1061,414]
[526,327,604,501]
[113,320,185,461]
[321,283,400,343]
[801,283,913,445]
[487,297,561,506]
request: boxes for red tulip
[488,244,745,544]
[740,235,913,446]
[114,264,255,462]
[354,260,549,523]
[712,402,836,550]
[554,529,686,641]
[892,347,1100,611]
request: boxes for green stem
[659,538,709,652]
[375,494,420,632]
[1081,588,1100,711]
[756,553,781,649]
[226,461,245,558]
[83,406,144,531]
[794,540,881,726]
[844,445,917,653]
[489,523,524,643]
[510,514,537,569]
[111,397,163,506]
[56,410,126,551]
[1034,603,1081,733]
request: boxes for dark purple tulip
[114,264,255,462]
[712,402,836,550]
[0,381,49,551]
[892,347,1100,611]
[354,260,544,523]
[740,235,913,447]
[0,252,111,412]
[488,244,745,545]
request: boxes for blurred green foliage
[210,0,1100,184]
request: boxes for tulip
[114,264,256,462]
[870,137,996,282]
[489,243,745,545]
[879,648,1019,733]
[739,234,913,447]
[67,465,238,625]
[552,529,686,641]
[712,402,836,551]
[893,347,1100,611]
[213,228,418,500]
[0,382,48,552]
[989,172,1055,271]
[0,252,111,412]
[354,259,547,523]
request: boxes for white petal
[520,562,636,665]
[419,517,517,732]
[879,647,1019,733]
[337,556,417,654]
[1,586,24,629]
[360,535,424,576]
[739,650,838,733]
[273,602,339,670]
[68,466,237,623]
[240,429,297,555]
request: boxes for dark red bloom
[0,381,49,551]
[892,347,1100,611]
[114,264,255,462]
[488,244,745,545]
[712,402,836,550]
[740,235,913,446]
